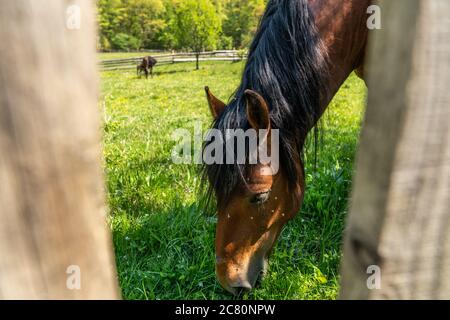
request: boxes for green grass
[100,59,367,300]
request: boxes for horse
[137,56,157,79]
[202,0,370,294]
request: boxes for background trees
[221,0,265,49]
[97,0,267,51]
[171,0,221,69]
[98,0,166,50]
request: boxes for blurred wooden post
[0,0,119,299]
[340,0,450,299]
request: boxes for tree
[96,0,264,51]
[122,0,166,49]
[171,0,221,69]
[222,0,265,49]
[97,0,167,50]
[97,0,123,50]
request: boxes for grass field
[100,57,367,299]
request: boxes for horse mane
[201,0,328,209]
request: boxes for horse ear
[245,89,270,130]
[205,86,226,119]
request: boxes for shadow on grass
[153,67,199,76]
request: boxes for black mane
[201,0,328,208]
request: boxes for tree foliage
[222,0,266,48]
[97,0,267,51]
[170,0,222,69]
[171,0,221,51]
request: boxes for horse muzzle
[215,254,268,295]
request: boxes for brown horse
[137,56,157,79]
[203,0,370,294]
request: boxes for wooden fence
[0,0,119,299]
[339,0,450,299]
[99,50,247,71]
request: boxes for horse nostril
[232,280,253,292]
[240,280,253,290]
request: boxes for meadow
[100,58,367,299]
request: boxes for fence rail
[99,50,247,70]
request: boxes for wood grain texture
[340,0,450,299]
[0,0,119,299]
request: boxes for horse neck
[310,0,370,111]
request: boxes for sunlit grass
[100,59,367,299]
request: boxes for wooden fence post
[0,0,119,299]
[339,0,450,299]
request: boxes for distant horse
[203,0,370,294]
[137,56,157,79]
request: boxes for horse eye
[250,191,270,204]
